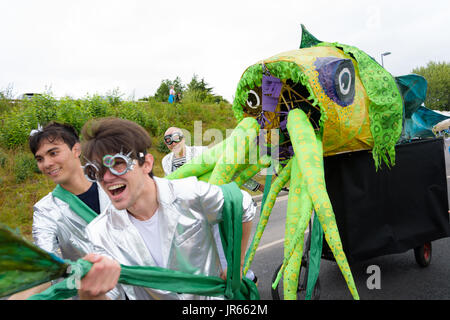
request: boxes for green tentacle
[272,157,314,297]
[166,117,259,181]
[281,156,306,299]
[209,118,260,185]
[243,159,292,275]
[287,108,359,300]
[198,170,212,182]
[234,155,271,187]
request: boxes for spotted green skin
[286,109,358,299]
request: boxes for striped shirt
[171,156,186,172]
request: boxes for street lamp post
[381,52,391,68]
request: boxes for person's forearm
[241,220,252,267]
[8,282,51,300]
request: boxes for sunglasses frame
[82,151,139,182]
[164,132,184,145]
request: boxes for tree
[184,74,228,104]
[412,61,450,111]
[154,76,185,102]
[186,74,213,94]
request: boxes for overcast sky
[1,0,448,102]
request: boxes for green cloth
[305,212,323,300]
[52,184,97,224]
[0,224,68,298]
[28,182,259,300]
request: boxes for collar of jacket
[153,176,176,206]
[103,177,180,267]
[51,183,110,224]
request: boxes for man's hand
[78,253,121,300]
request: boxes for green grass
[0,97,240,239]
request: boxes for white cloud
[1,0,449,101]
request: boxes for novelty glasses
[82,151,144,182]
[164,132,184,145]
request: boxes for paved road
[249,188,450,300]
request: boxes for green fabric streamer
[0,224,68,298]
[30,259,259,300]
[305,211,323,300]
[219,182,244,299]
[260,170,273,212]
[52,184,97,224]
[24,183,259,300]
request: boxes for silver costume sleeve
[196,180,256,224]
[32,206,60,257]
[196,180,225,224]
[105,285,126,300]
[240,190,256,223]
[85,229,125,300]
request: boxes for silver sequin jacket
[85,176,256,300]
[32,185,111,261]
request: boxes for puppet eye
[243,87,262,116]
[314,57,355,107]
[247,90,261,109]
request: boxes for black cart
[272,137,450,300]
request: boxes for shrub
[0,150,7,168]
[27,94,58,126]
[0,106,34,149]
[156,140,170,154]
[13,153,39,183]
[56,97,91,133]
[81,94,111,118]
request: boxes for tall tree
[154,77,185,102]
[412,61,450,111]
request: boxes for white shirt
[129,210,164,267]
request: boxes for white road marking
[256,238,285,252]
[256,229,309,252]
[254,191,309,252]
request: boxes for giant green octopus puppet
[168,25,406,300]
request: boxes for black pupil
[247,93,258,107]
[341,73,350,90]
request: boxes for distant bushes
[0,92,235,150]
[13,153,40,183]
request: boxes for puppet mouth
[108,184,126,196]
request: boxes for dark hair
[81,117,154,178]
[29,122,80,155]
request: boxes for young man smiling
[78,117,256,300]
[9,122,112,299]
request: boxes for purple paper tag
[262,75,282,112]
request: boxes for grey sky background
[1,0,448,102]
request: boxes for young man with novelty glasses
[77,117,256,300]
[9,122,111,299]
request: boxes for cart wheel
[414,242,432,267]
[271,262,321,300]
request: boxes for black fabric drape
[323,138,450,263]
